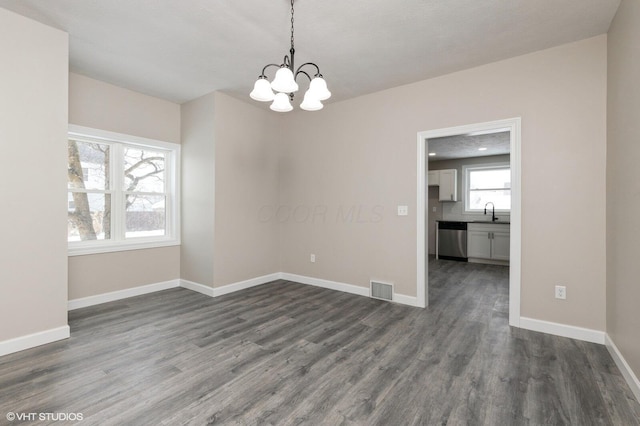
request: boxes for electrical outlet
[310,254,316,263]
[555,285,566,300]
[397,205,409,216]
[432,206,437,212]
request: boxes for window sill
[68,238,180,257]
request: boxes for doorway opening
[416,118,521,327]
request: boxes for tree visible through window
[464,164,511,212]
[67,141,110,241]
[123,146,166,239]
[67,134,175,247]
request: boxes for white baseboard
[519,317,605,344]
[180,279,214,297]
[393,293,421,307]
[212,273,282,297]
[67,272,417,314]
[605,334,640,403]
[67,278,611,349]
[180,273,282,298]
[68,279,180,310]
[280,272,419,308]
[68,274,280,311]
[281,272,370,297]
[0,325,70,357]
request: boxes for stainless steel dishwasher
[437,221,468,261]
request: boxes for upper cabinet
[428,169,457,201]
[427,170,440,186]
[438,169,457,202]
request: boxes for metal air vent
[370,281,393,301]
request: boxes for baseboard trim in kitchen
[605,334,640,403]
[519,316,605,344]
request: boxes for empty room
[1,0,639,424]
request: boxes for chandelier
[249,0,331,112]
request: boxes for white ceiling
[428,132,510,162]
[0,0,620,105]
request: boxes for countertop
[436,219,511,225]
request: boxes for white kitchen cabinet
[467,229,492,258]
[438,169,457,202]
[467,223,510,263]
[491,231,511,261]
[428,170,440,186]
[428,169,457,201]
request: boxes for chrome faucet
[484,202,498,222]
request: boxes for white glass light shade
[271,67,299,93]
[270,93,293,112]
[308,77,331,100]
[300,90,323,111]
[250,78,275,102]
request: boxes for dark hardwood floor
[1,259,639,425]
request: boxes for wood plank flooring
[1,259,639,425]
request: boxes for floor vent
[370,281,393,301]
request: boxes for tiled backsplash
[441,200,510,222]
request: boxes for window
[67,125,180,255]
[463,163,511,212]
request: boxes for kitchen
[427,130,511,266]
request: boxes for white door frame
[416,117,521,327]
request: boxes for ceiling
[428,132,510,162]
[0,0,620,105]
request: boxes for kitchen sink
[470,220,510,224]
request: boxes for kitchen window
[463,163,511,213]
[67,125,180,255]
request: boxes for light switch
[397,205,409,216]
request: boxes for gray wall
[180,93,216,286]
[68,73,181,299]
[280,36,607,331]
[606,0,640,382]
[212,93,281,287]
[0,9,69,344]
[180,92,281,288]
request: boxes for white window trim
[463,162,511,214]
[68,125,181,256]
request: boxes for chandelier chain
[290,0,295,50]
